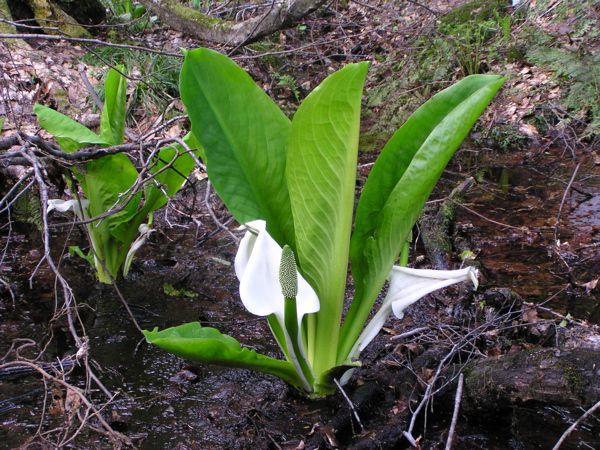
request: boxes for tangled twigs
[398,295,529,445]
[552,399,600,450]
[7,148,126,444]
[0,360,131,447]
[0,132,176,163]
[0,33,181,58]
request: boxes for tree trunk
[137,0,328,46]
[461,347,600,412]
[4,0,105,37]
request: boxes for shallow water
[452,148,599,321]
[1,147,598,448]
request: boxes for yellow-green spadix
[234,220,320,327]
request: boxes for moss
[561,363,584,394]
[52,88,71,112]
[359,131,389,153]
[440,0,507,29]
[162,0,226,28]
[473,123,528,152]
[506,44,527,63]
[0,0,16,33]
[27,0,90,37]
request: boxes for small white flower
[387,266,478,319]
[47,198,89,219]
[234,220,319,326]
[235,220,319,391]
[123,223,154,276]
[350,265,478,358]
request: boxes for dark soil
[1,0,600,448]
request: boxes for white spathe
[47,198,89,219]
[234,220,320,325]
[350,265,478,359]
[387,266,479,318]
[123,223,154,276]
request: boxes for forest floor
[1,0,599,448]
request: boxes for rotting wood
[137,0,328,46]
[419,177,475,269]
[4,0,104,37]
[460,348,600,412]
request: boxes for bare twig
[78,68,103,110]
[0,33,182,58]
[552,399,600,450]
[554,162,581,242]
[334,378,365,434]
[444,373,464,450]
[452,200,525,230]
[350,0,383,12]
[0,276,16,308]
[405,0,439,17]
[204,181,239,243]
[391,326,431,341]
[403,430,420,448]
[235,29,380,59]
[0,360,131,447]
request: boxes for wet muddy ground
[1,144,599,449]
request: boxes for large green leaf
[34,104,108,152]
[286,62,369,374]
[100,68,127,146]
[143,322,303,389]
[338,75,505,363]
[82,153,141,245]
[141,132,199,215]
[179,48,294,246]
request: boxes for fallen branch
[419,177,475,269]
[552,399,600,450]
[0,33,181,57]
[444,373,464,450]
[138,0,328,47]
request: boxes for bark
[53,0,105,25]
[419,177,475,269]
[0,0,15,33]
[5,0,104,37]
[307,346,600,449]
[461,348,600,412]
[138,0,328,46]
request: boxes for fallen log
[419,177,475,270]
[461,347,600,413]
[138,0,328,46]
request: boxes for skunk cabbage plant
[144,48,504,396]
[35,68,199,283]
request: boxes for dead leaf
[520,123,539,137]
[522,308,539,323]
[578,279,598,294]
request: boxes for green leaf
[81,153,141,252]
[0,117,5,133]
[338,74,504,363]
[179,48,294,246]
[286,62,369,374]
[141,132,198,215]
[143,322,304,389]
[34,104,108,152]
[68,245,95,266]
[163,283,198,298]
[100,67,127,146]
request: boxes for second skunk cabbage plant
[144,48,504,396]
[35,68,199,283]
